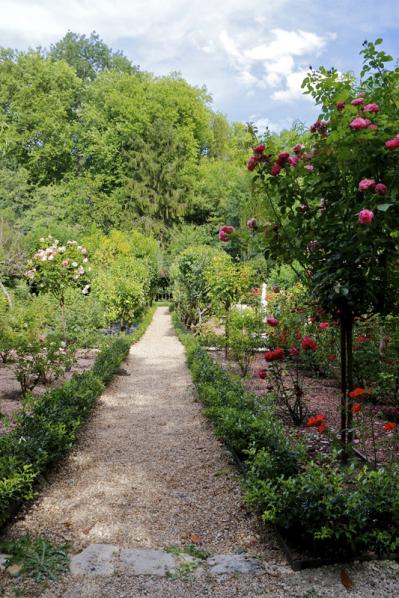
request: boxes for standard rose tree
[26,236,90,340]
[244,39,399,456]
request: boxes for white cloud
[0,0,336,124]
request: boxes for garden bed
[173,316,399,569]
[0,349,98,435]
[210,349,399,468]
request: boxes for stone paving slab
[70,544,119,576]
[119,548,175,576]
[69,544,262,578]
[207,554,263,575]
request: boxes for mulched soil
[210,350,399,467]
[0,349,98,435]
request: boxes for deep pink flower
[254,144,265,153]
[267,315,279,327]
[301,336,317,351]
[277,152,290,165]
[304,165,314,172]
[363,103,380,113]
[336,101,346,111]
[247,156,258,171]
[310,121,321,133]
[271,163,282,176]
[358,178,375,191]
[289,346,299,357]
[319,322,329,330]
[351,97,364,106]
[288,156,299,167]
[385,136,399,150]
[62,259,69,267]
[374,183,388,195]
[368,124,378,131]
[258,368,267,379]
[349,117,371,130]
[218,225,234,241]
[357,209,374,224]
[293,144,305,155]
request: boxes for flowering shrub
[15,334,76,394]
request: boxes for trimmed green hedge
[0,305,156,527]
[174,314,399,558]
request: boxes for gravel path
[2,307,399,597]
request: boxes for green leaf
[375,38,383,45]
[376,203,393,212]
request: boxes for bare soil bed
[210,350,398,467]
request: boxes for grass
[0,536,70,582]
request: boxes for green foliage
[171,244,222,327]
[49,31,134,80]
[227,308,264,376]
[0,536,69,582]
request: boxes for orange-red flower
[348,388,371,399]
[383,422,397,432]
[351,402,362,414]
[307,415,326,427]
[317,423,326,433]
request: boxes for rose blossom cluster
[27,236,89,289]
[246,141,313,178]
[307,414,326,433]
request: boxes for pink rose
[247,156,258,171]
[351,98,364,106]
[336,101,346,111]
[254,144,265,153]
[368,124,378,131]
[319,322,329,330]
[271,163,282,176]
[267,315,279,327]
[385,136,399,150]
[358,178,375,191]
[62,259,69,267]
[363,103,380,113]
[349,117,371,130]
[357,209,374,224]
[304,165,314,172]
[374,183,388,195]
[288,156,299,167]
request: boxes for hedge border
[0,305,156,529]
[172,313,399,569]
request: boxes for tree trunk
[60,297,66,342]
[340,306,354,461]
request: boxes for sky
[0,0,398,133]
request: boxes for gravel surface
[1,307,399,597]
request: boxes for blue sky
[1,0,398,132]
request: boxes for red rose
[271,163,282,176]
[254,144,265,153]
[319,322,329,330]
[289,346,299,357]
[301,336,317,351]
[374,183,388,195]
[258,368,267,379]
[264,348,284,362]
[266,315,279,327]
[351,402,362,414]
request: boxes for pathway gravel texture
[2,307,399,597]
